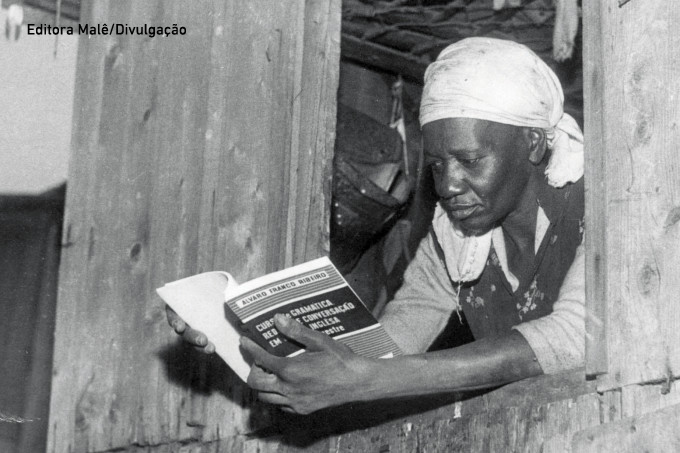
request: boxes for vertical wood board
[47,0,340,451]
[581,0,608,378]
[590,0,680,391]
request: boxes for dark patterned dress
[430,177,584,347]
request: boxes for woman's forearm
[360,330,543,401]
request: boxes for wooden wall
[583,0,680,392]
[48,0,680,451]
[47,0,340,451]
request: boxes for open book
[157,257,402,382]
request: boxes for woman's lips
[443,204,480,220]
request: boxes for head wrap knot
[420,37,583,187]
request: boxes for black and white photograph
[1,0,679,452]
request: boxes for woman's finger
[273,314,339,352]
[248,365,284,393]
[165,305,186,333]
[182,326,209,348]
[240,337,283,372]
[193,342,215,354]
[257,392,290,406]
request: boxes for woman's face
[422,117,534,236]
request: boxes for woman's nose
[434,162,466,199]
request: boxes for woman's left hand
[240,314,375,414]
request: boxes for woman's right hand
[165,305,215,353]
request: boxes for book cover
[157,257,401,382]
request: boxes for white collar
[432,204,551,293]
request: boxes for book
[156,257,402,382]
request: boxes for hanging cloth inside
[493,0,522,10]
[553,0,579,62]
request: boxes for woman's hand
[165,305,215,353]
[240,314,376,414]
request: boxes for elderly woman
[170,37,586,414]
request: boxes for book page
[157,272,251,382]
[223,257,333,300]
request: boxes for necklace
[454,236,479,321]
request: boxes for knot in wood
[129,242,143,262]
[636,262,660,297]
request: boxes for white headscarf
[420,38,583,287]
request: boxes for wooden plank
[581,0,608,378]
[620,381,680,419]
[47,0,112,449]
[331,392,604,453]
[599,388,623,424]
[287,0,340,266]
[573,402,680,453]
[168,376,610,453]
[590,0,680,391]
[252,369,595,448]
[47,0,340,451]
[220,371,597,452]
[83,436,245,453]
[341,33,429,82]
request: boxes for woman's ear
[527,128,547,165]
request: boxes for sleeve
[378,231,460,355]
[512,244,585,374]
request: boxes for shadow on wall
[0,184,64,453]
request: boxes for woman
[168,37,586,415]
